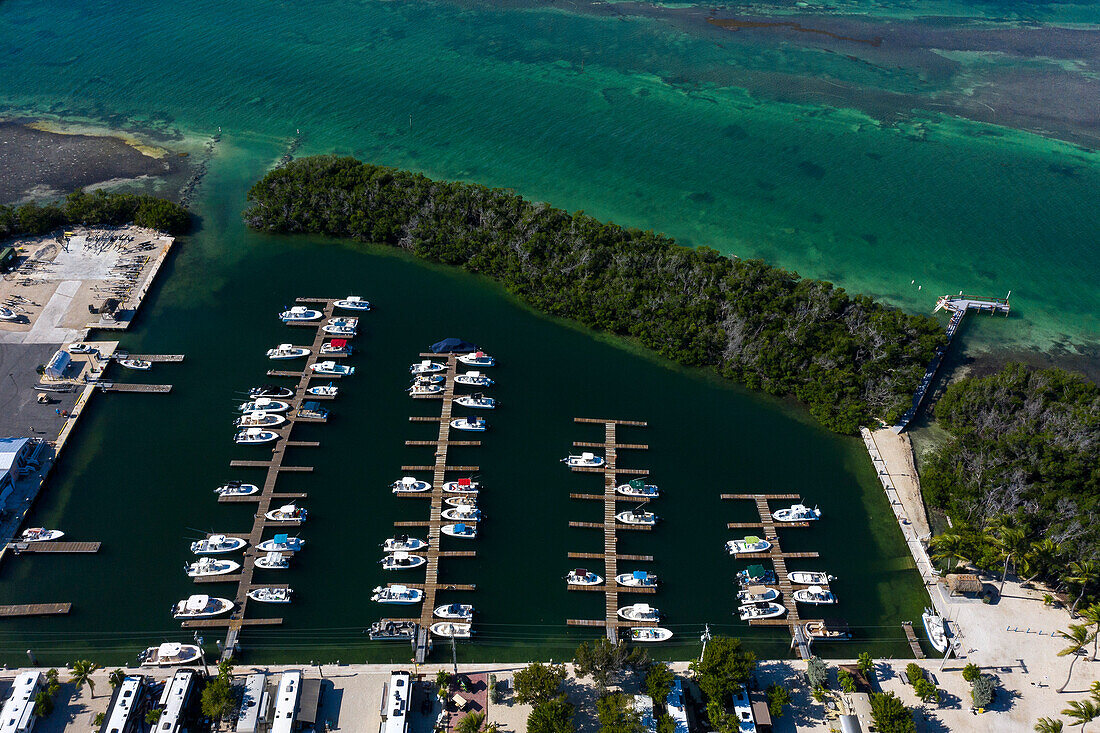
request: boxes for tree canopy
[597,693,644,733]
[0,189,191,238]
[527,696,575,733]
[689,636,757,703]
[573,638,649,692]
[869,692,915,733]
[514,663,568,706]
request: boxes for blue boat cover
[633,570,648,580]
[455,523,467,532]
[431,338,477,353]
[274,533,288,543]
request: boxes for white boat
[68,343,96,354]
[215,481,259,497]
[328,316,359,328]
[410,360,445,374]
[455,371,493,386]
[617,603,660,622]
[414,374,445,384]
[138,643,202,667]
[371,584,425,604]
[737,585,779,603]
[444,496,478,508]
[266,344,311,360]
[19,528,63,542]
[562,452,604,467]
[322,323,357,337]
[235,427,279,444]
[455,393,496,409]
[434,603,474,620]
[119,359,151,370]
[443,478,479,493]
[248,587,293,603]
[380,551,426,570]
[279,306,322,322]
[172,595,232,619]
[616,509,657,526]
[805,618,851,640]
[239,398,290,413]
[441,505,482,522]
[335,296,371,311]
[257,534,304,552]
[616,571,658,588]
[441,523,477,539]
[235,410,287,428]
[457,351,495,367]
[382,535,428,553]
[789,571,835,586]
[264,504,307,523]
[923,608,950,653]
[255,551,290,570]
[0,307,18,321]
[305,383,338,397]
[310,360,354,376]
[320,340,352,355]
[566,568,603,586]
[409,383,443,396]
[450,416,487,432]
[191,534,246,554]
[430,622,471,638]
[392,476,431,493]
[793,586,837,605]
[772,504,822,523]
[185,557,240,577]
[616,479,659,498]
[725,536,771,555]
[738,602,786,620]
[250,385,294,398]
[630,627,672,643]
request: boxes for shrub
[765,684,791,717]
[961,663,981,682]
[690,637,756,702]
[806,657,828,689]
[971,675,995,708]
[527,697,574,733]
[645,663,674,703]
[904,663,925,686]
[513,664,566,706]
[869,692,915,733]
[837,669,856,693]
[912,678,940,704]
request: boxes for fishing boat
[138,643,202,667]
[450,416,487,432]
[191,534,246,554]
[410,360,446,374]
[255,551,290,570]
[264,504,307,523]
[215,480,259,497]
[335,296,371,311]
[310,360,354,376]
[455,393,496,409]
[409,382,443,396]
[239,397,291,413]
[922,608,950,653]
[414,374,445,384]
[617,603,660,622]
[616,570,658,588]
[119,358,151,370]
[266,344,311,360]
[457,351,495,367]
[369,620,418,641]
[392,476,431,493]
[248,587,293,604]
[793,586,837,605]
[630,627,673,643]
[235,411,287,428]
[737,565,777,586]
[257,534,304,552]
[737,585,779,603]
[441,523,477,539]
[0,307,18,321]
[789,571,835,586]
[725,536,771,555]
[443,478,479,493]
[250,385,294,398]
[441,505,482,522]
[19,528,63,542]
[279,306,322,322]
[172,595,232,619]
[435,603,474,620]
[616,508,658,526]
[297,401,329,420]
[805,618,851,641]
[444,496,478,508]
[382,535,428,553]
[320,339,352,356]
[430,622,472,639]
[455,371,494,386]
[772,504,822,522]
[562,452,604,467]
[565,568,603,586]
[371,585,425,604]
[235,427,279,444]
[380,551,426,571]
[738,602,786,621]
[616,479,659,498]
[185,557,240,577]
[305,383,338,397]
[323,322,357,337]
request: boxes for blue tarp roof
[431,338,477,354]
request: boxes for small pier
[5,541,100,554]
[115,353,185,363]
[902,621,926,658]
[0,603,72,617]
[98,383,172,393]
[565,418,657,642]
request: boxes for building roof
[0,439,29,475]
[948,573,983,594]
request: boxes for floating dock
[0,603,72,617]
[4,541,100,554]
[98,383,172,393]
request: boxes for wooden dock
[565,418,657,642]
[119,354,185,362]
[0,603,71,617]
[99,383,172,393]
[5,541,100,554]
[902,621,926,659]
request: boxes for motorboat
[369,620,418,641]
[138,643,202,667]
[322,322,357,337]
[455,371,493,386]
[444,496,478,508]
[410,382,443,396]
[450,416,487,432]
[805,618,852,640]
[443,478,479,493]
[255,551,290,570]
[119,359,151,370]
[320,339,352,356]
[371,585,425,604]
[773,504,822,522]
[630,627,673,643]
[305,383,338,397]
[562,452,604,468]
[392,476,431,493]
[457,351,495,367]
[248,587,293,603]
[923,608,951,653]
[737,585,779,603]
[250,385,294,398]
[616,571,658,588]
[310,361,354,376]
[264,504,307,523]
[185,557,240,577]
[335,296,371,311]
[382,535,428,553]
[0,307,19,321]
[191,534,246,554]
[239,398,290,413]
[297,401,329,420]
[737,565,777,586]
[793,586,837,605]
[435,603,474,620]
[235,411,287,428]
[726,536,771,555]
[410,360,445,374]
[616,508,658,526]
[215,480,259,497]
[328,316,359,329]
[172,595,232,619]
[617,603,660,622]
[441,523,477,539]
[235,427,279,444]
[455,393,496,409]
[19,528,63,542]
[566,568,603,586]
[617,479,659,498]
[267,344,311,360]
[279,306,322,322]
[430,622,472,639]
[414,374,445,384]
[789,571,835,586]
[441,505,482,522]
[738,602,786,621]
[257,534,304,552]
[380,551,426,570]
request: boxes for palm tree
[1062,700,1100,732]
[1064,561,1100,616]
[1022,538,1063,585]
[992,525,1029,594]
[929,531,970,569]
[1035,717,1065,733]
[1080,604,1100,661]
[108,669,126,689]
[455,711,488,733]
[69,660,100,699]
[1057,624,1095,693]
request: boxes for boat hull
[248,589,293,603]
[434,604,474,620]
[191,538,247,554]
[441,524,477,539]
[630,627,672,642]
[139,645,202,667]
[430,622,472,638]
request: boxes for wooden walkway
[902,621,926,659]
[565,418,657,641]
[0,603,71,617]
[5,541,100,553]
[99,383,172,393]
[119,354,185,362]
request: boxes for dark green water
[0,145,928,665]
